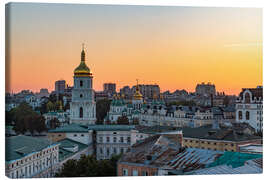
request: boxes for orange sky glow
[6,3,262,96]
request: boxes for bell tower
[70,44,96,125]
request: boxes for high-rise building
[69,46,96,125]
[131,84,160,100]
[195,82,216,97]
[103,83,116,95]
[55,80,66,94]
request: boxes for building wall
[66,132,92,145]
[182,137,261,152]
[6,144,59,179]
[235,89,263,132]
[96,130,131,160]
[118,163,158,176]
[48,133,66,142]
[70,75,96,125]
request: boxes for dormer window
[244,92,251,103]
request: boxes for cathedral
[70,45,96,125]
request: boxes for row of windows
[184,146,235,152]
[238,111,250,120]
[73,134,85,137]
[10,147,58,169]
[184,139,234,146]
[99,136,130,143]
[99,147,125,156]
[10,155,58,178]
[122,168,157,176]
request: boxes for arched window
[238,111,242,120]
[80,94,83,98]
[246,111,250,120]
[80,80,83,87]
[79,107,83,118]
[245,93,251,103]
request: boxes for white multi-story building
[5,135,59,178]
[236,86,263,132]
[70,46,96,125]
[94,125,134,160]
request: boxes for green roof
[58,138,88,162]
[88,125,135,131]
[6,135,58,162]
[207,151,262,168]
[48,124,88,133]
[136,125,182,134]
[111,99,125,106]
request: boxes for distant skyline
[6,3,262,95]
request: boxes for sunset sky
[6,3,262,95]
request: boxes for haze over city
[6,3,262,95]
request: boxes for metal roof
[6,135,58,162]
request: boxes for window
[107,148,110,156]
[80,94,83,98]
[123,169,128,176]
[107,137,110,143]
[81,134,85,137]
[113,147,117,154]
[74,134,77,137]
[100,148,103,154]
[132,169,138,176]
[80,107,83,118]
[127,137,131,143]
[246,111,250,120]
[238,111,242,120]
[142,171,148,176]
[120,148,124,154]
[245,93,251,103]
[80,80,83,87]
[120,137,124,143]
[113,137,117,143]
[99,137,103,143]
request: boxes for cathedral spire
[81,43,85,62]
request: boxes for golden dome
[74,46,92,77]
[133,83,143,100]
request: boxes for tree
[12,102,47,135]
[5,110,15,126]
[117,116,129,125]
[55,154,121,177]
[96,99,111,124]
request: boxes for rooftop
[188,158,262,175]
[58,138,88,162]
[181,125,261,142]
[88,125,135,131]
[48,123,88,133]
[119,134,222,173]
[6,135,58,162]
[48,124,136,133]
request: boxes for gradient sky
[6,3,262,95]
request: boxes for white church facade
[70,46,96,125]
